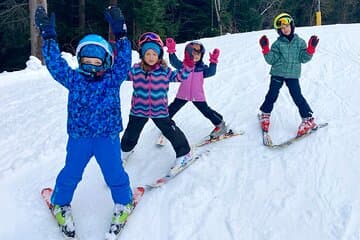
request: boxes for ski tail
[156,134,167,147]
[145,149,210,189]
[195,129,244,148]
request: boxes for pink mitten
[209,48,220,64]
[166,38,176,54]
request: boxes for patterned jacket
[42,38,131,138]
[169,54,216,101]
[264,34,312,79]
[127,63,192,118]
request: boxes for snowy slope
[1,24,360,240]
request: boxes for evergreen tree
[176,0,214,42]
[132,0,166,46]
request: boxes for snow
[1,24,360,239]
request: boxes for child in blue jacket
[35,5,132,238]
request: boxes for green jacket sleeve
[264,41,281,65]
[298,38,312,63]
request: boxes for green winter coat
[264,34,312,79]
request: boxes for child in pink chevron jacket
[121,32,195,171]
[165,38,227,138]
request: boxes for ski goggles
[189,42,204,55]
[275,17,292,29]
[138,32,164,47]
[192,48,202,54]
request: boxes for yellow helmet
[273,13,294,29]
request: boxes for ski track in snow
[1,24,360,240]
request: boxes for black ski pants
[260,76,313,118]
[121,115,190,158]
[168,98,223,126]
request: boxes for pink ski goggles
[138,32,164,47]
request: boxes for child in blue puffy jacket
[35,5,133,238]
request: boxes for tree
[29,0,47,61]
[132,0,166,47]
[79,0,85,32]
[0,0,31,71]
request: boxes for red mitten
[259,35,270,54]
[306,35,319,55]
[209,48,220,64]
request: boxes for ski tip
[41,187,53,194]
[319,122,329,127]
[135,186,145,195]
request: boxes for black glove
[35,6,56,40]
[104,5,127,39]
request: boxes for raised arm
[166,38,183,70]
[300,35,318,63]
[203,48,219,78]
[168,44,194,82]
[112,38,132,82]
[35,6,75,89]
[104,5,131,84]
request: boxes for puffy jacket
[42,38,131,138]
[127,63,192,118]
[169,54,216,101]
[264,34,312,79]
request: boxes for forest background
[1,0,359,71]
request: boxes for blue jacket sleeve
[203,63,217,78]
[112,38,132,85]
[169,53,183,70]
[42,39,77,89]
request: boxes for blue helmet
[76,34,114,73]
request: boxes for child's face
[280,24,292,36]
[191,44,202,63]
[81,57,103,66]
[144,49,159,66]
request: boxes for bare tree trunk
[29,0,47,61]
[214,0,223,35]
[260,0,281,16]
[108,0,118,40]
[79,0,85,32]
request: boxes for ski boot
[297,117,317,136]
[209,121,228,139]
[52,204,76,238]
[105,202,134,239]
[259,112,271,132]
[170,152,193,175]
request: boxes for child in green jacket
[258,13,319,136]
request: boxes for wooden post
[29,0,47,61]
[108,0,118,41]
[315,0,321,26]
[79,0,86,32]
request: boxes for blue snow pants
[51,136,132,206]
[260,76,313,118]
